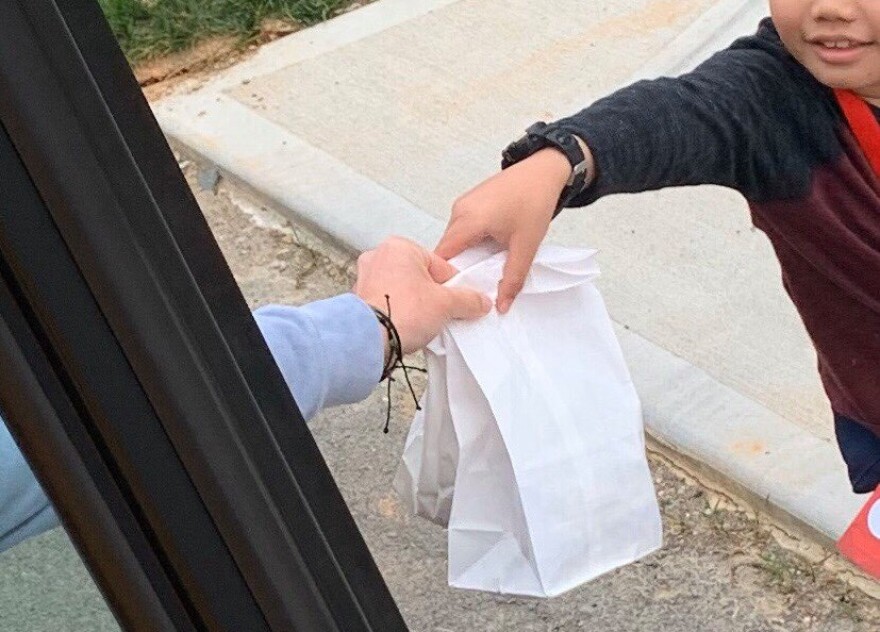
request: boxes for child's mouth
[807,36,874,65]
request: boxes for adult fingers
[441,286,493,320]
[426,250,460,284]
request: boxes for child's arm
[437,21,833,312]
[436,147,577,313]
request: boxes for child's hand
[435,148,572,313]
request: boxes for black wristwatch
[501,122,590,215]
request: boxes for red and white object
[838,489,880,578]
[832,90,880,580]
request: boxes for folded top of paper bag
[447,243,600,298]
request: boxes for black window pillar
[0,1,408,630]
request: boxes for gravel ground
[1,169,879,631]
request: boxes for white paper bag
[394,244,662,597]
[394,338,458,526]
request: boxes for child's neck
[855,91,880,109]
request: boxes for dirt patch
[136,2,373,101]
[136,36,244,93]
[183,161,350,307]
[136,21,296,101]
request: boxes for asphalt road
[1,172,878,632]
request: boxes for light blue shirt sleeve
[253,293,384,420]
[0,293,383,553]
[0,421,59,553]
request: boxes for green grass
[99,0,354,62]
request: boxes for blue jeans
[835,413,880,494]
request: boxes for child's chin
[809,65,878,93]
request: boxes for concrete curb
[154,0,865,549]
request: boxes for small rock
[197,166,221,193]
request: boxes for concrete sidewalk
[153,0,865,548]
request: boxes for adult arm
[0,295,379,552]
[0,236,490,553]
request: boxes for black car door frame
[0,1,408,630]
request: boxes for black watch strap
[501,122,590,215]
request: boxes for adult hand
[354,236,492,355]
[435,147,583,314]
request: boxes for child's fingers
[434,217,485,261]
[497,232,542,313]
